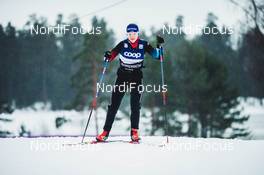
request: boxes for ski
[129,140,140,144]
[92,140,166,147]
[89,140,140,144]
[62,142,90,146]
[63,139,166,147]
[89,140,120,144]
[62,140,130,146]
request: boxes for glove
[104,51,111,62]
[156,35,164,48]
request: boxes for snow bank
[0,106,132,136]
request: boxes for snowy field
[0,136,263,175]
[0,97,264,138]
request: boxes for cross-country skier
[96,23,164,142]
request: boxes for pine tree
[53,14,84,109]
[238,27,264,99]
[71,16,114,110]
[174,40,249,138]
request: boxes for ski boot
[96,130,109,142]
[130,128,141,143]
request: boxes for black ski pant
[103,67,142,132]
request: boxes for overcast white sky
[0,0,245,41]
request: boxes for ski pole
[81,59,109,143]
[157,36,169,143]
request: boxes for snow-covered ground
[0,136,263,175]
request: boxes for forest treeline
[0,1,263,138]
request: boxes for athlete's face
[127,32,139,43]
